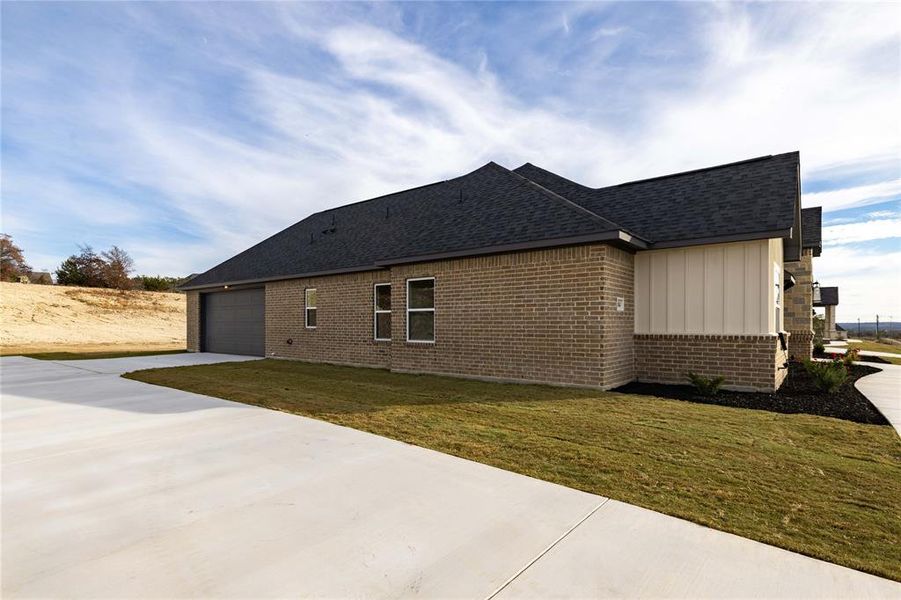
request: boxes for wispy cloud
[1,2,899,316]
[804,180,901,213]
[822,218,901,246]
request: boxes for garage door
[202,288,265,356]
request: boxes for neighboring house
[182,152,820,392]
[16,271,53,284]
[814,286,841,340]
[783,206,821,360]
[27,271,53,285]
[834,323,848,341]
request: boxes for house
[16,271,53,284]
[181,152,823,392]
[814,285,841,340]
[27,271,53,285]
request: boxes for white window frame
[374,283,391,341]
[406,277,435,343]
[305,288,317,329]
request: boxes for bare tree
[0,233,31,281]
[101,246,135,290]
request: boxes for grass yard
[849,341,901,365]
[17,349,186,361]
[126,359,901,581]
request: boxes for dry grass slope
[0,282,186,353]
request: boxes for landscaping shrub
[813,340,826,355]
[803,359,848,393]
[685,372,725,396]
[842,348,860,366]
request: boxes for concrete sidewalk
[855,363,901,436]
[2,355,899,598]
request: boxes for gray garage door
[202,288,265,356]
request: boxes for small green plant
[813,340,826,355]
[685,372,725,396]
[803,359,848,393]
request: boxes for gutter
[178,265,386,291]
[374,230,648,267]
[648,228,792,250]
[179,230,648,291]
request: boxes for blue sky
[2,2,899,321]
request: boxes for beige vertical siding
[635,239,782,335]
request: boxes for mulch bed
[614,363,888,425]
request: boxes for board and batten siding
[635,239,783,335]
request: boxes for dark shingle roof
[801,207,822,256]
[185,153,803,290]
[815,286,839,306]
[513,152,800,245]
[184,163,630,289]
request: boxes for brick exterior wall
[186,291,200,352]
[634,333,790,392]
[186,242,788,391]
[598,246,635,388]
[388,244,634,388]
[266,271,391,368]
[784,249,813,360]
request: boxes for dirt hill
[0,282,185,353]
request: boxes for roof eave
[648,228,793,250]
[178,230,648,291]
[178,265,386,292]
[374,230,648,267]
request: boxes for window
[305,288,317,328]
[774,265,781,332]
[406,277,435,342]
[374,283,391,341]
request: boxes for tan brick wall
[634,333,789,392]
[599,246,635,388]
[389,244,628,388]
[784,249,813,360]
[265,271,391,368]
[184,242,788,392]
[186,291,200,352]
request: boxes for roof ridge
[493,162,637,236]
[608,153,797,188]
[519,151,800,191]
[313,162,503,217]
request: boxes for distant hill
[838,322,900,337]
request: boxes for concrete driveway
[2,354,898,598]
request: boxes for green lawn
[19,349,186,361]
[126,359,901,581]
[849,341,901,365]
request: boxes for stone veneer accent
[634,333,789,392]
[186,290,200,352]
[784,248,813,360]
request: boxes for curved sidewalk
[855,363,901,436]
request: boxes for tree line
[1,233,186,292]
